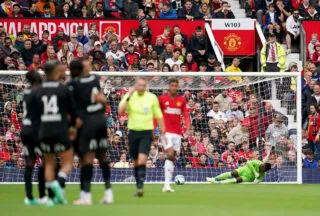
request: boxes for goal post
[0,71,302,184]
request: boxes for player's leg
[135,131,153,197]
[218,170,239,184]
[207,170,239,183]
[128,131,142,196]
[23,155,37,205]
[43,152,61,207]
[56,147,73,204]
[37,161,48,204]
[96,150,113,204]
[163,133,179,192]
[73,151,94,205]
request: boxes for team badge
[176,101,182,107]
[165,101,169,106]
[223,33,241,52]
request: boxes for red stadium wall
[302,21,320,44]
[0,18,204,44]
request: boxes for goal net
[0,72,302,184]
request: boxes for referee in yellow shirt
[118,77,166,197]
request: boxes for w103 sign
[211,19,256,56]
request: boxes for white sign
[211,19,255,30]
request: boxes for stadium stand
[0,0,318,178]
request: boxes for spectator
[263,4,281,34]
[308,33,319,59]
[275,0,292,32]
[68,33,82,53]
[306,84,320,112]
[160,3,177,19]
[13,32,24,53]
[36,0,55,16]
[221,141,240,162]
[282,150,297,167]
[193,153,211,168]
[199,3,214,19]
[185,52,198,72]
[172,0,185,14]
[122,29,138,46]
[1,37,12,57]
[265,114,289,147]
[147,50,160,70]
[208,150,220,167]
[1,0,15,17]
[312,42,320,67]
[83,30,99,54]
[254,0,267,25]
[305,4,319,19]
[237,141,253,160]
[123,0,139,19]
[71,0,83,17]
[27,54,41,70]
[207,101,227,122]
[165,48,183,69]
[148,145,158,163]
[73,156,79,168]
[299,0,311,17]
[171,25,189,47]
[11,4,23,18]
[137,17,152,44]
[214,89,233,112]
[192,112,208,133]
[159,26,172,46]
[216,2,235,19]
[244,105,269,145]
[31,33,43,55]
[261,32,286,72]
[42,3,54,18]
[25,3,42,17]
[227,119,249,146]
[77,26,88,46]
[155,151,166,168]
[21,39,36,67]
[114,153,130,168]
[57,42,73,65]
[124,43,140,67]
[303,104,320,152]
[16,157,24,168]
[159,43,173,63]
[286,9,301,54]
[226,155,237,169]
[93,158,100,168]
[52,27,70,52]
[146,159,155,168]
[303,148,318,167]
[178,0,200,20]
[189,26,208,63]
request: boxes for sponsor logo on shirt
[164,107,181,115]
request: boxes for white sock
[85,192,92,201]
[164,160,174,187]
[80,191,85,199]
[105,188,112,196]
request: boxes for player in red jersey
[158,78,190,192]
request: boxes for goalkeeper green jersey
[236,160,265,182]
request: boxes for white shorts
[162,132,181,153]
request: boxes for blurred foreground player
[207,160,272,184]
[37,60,77,207]
[69,59,113,205]
[118,77,166,197]
[22,70,47,205]
[158,78,190,192]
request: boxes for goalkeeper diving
[207,160,272,184]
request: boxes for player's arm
[182,98,191,130]
[246,161,260,178]
[152,95,165,135]
[118,88,135,115]
[94,76,107,104]
[254,173,265,184]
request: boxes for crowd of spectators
[0,0,318,171]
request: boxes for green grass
[0,184,318,216]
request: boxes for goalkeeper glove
[253,179,259,184]
[254,172,259,178]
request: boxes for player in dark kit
[22,70,48,206]
[36,60,77,207]
[69,59,113,205]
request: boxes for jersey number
[42,95,59,115]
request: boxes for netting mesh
[0,73,300,183]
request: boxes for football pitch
[0,184,318,216]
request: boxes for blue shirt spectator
[303,149,318,168]
[160,3,177,19]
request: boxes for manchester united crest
[223,33,242,52]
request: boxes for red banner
[302,20,320,46]
[211,19,256,56]
[0,18,204,44]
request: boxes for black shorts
[39,134,72,154]
[21,130,41,159]
[128,130,153,160]
[72,128,81,156]
[79,115,107,153]
[288,32,300,43]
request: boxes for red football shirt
[159,94,190,135]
